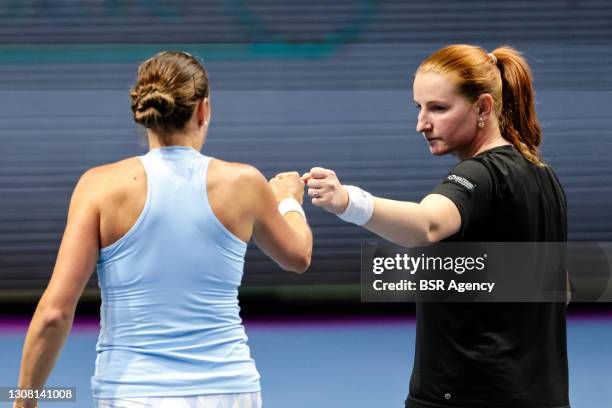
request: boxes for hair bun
[135,86,175,118]
[130,51,209,134]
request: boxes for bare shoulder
[207,159,273,223]
[208,158,268,189]
[76,157,145,199]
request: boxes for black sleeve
[430,159,493,236]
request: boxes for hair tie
[488,53,498,65]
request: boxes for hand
[269,172,305,204]
[302,167,349,214]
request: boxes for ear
[196,97,209,127]
[476,93,494,120]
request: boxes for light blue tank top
[91,146,260,398]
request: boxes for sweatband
[337,185,374,225]
[278,198,306,220]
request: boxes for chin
[429,146,450,156]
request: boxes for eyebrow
[413,100,446,105]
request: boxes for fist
[269,171,305,204]
[303,167,349,214]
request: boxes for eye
[431,105,447,112]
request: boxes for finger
[301,172,312,184]
[317,184,333,195]
[311,197,325,207]
[282,173,305,186]
[293,176,306,187]
[307,177,328,189]
[309,167,332,179]
[307,188,321,198]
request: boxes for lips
[422,133,439,142]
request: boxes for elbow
[291,248,312,274]
[38,306,73,330]
[417,221,442,246]
[396,229,435,248]
[423,230,439,246]
[288,232,313,273]
[283,247,312,274]
[295,249,312,273]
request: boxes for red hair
[417,44,543,166]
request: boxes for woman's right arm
[304,167,461,246]
[247,169,312,273]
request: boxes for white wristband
[278,198,306,220]
[337,185,374,225]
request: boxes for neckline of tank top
[147,146,202,157]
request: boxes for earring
[478,117,484,129]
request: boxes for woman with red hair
[307,44,570,407]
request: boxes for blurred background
[0,1,611,407]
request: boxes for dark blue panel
[0,1,610,289]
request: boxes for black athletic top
[406,145,570,408]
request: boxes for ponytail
[491,47,544,166]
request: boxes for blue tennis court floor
[1,316,610,407]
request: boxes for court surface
[1,315,610,407]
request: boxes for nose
[416,110,431,133]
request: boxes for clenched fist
[302,167,349,214]
[269,172,306,204]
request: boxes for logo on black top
[446,174,476,192]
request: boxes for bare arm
[249,170,312,273]
[305,167,461,246]
[15,170,100,408]
[365,194,461,246]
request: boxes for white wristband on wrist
[278,198,306,220]
[337,185,374,225]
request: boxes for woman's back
[14,51,311,408]
[91,146,260,398]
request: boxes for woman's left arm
[14,170,100,408]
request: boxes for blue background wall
[0,0,610,290]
